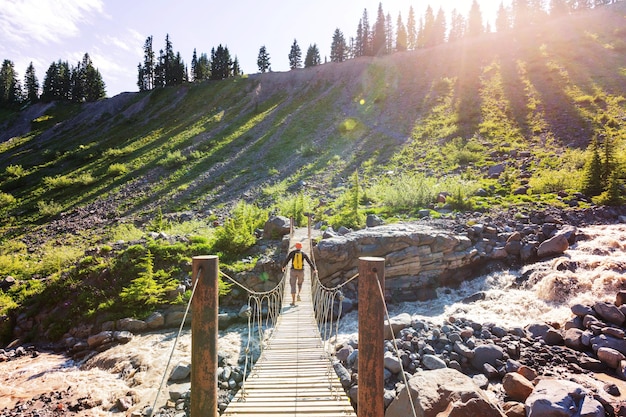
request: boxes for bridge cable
[219,270,286,399]
[374,276,418,417]
[148,266,201,417]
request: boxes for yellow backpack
[293,251,303,270]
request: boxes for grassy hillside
[0,4,625,342]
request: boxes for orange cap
[295,242,302,249]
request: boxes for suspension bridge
[221,228,356,416]
[158,223,398,417]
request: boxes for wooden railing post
[191,255,219,417]
[358,256,385,417]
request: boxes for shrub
[159,150,187,168]
[107,163,128,176]
[369,172,438,211]
[0,192,16,209]
[277,191,315,227]
[213,201,267,258]
[120,251,169,306]
[6,164,25,178]
[37,200,63,217]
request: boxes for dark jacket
[282,249,314,270]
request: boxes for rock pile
[332,291,626,416]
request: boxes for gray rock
[536,234,569,258]
[571,304,594,317]
[366,214,384,227]
[422,354,447,370]
[263,216,290,239]
[333,361,352,389]
[87,331,113,348]
[593,301,625,326]
[564,328,585,351]
[117,318,148,332]
[597,347,625,369]
[145,312,165,329]
[384,313,412,340]
[336,345,354,362]
[385,368,505,417]
[113,331,133,344]
[384,352,403,374]
[525,379,603,417]
[471,344,504,370]
[169,362,191,381]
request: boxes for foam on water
[338,224,626,337]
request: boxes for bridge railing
[187,239,417,417]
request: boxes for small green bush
[6,164,25,178]
[107,163,128,176]
[37,200,63,217]
[159,150,187,168]
[213,201,267,258]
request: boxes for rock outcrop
[314,224,478,301]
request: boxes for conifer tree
[468,0,484,37]
[138,36,155,90]
[257,45,271,73]
[448,9,466,42]
[396,12,407,51]
[406,6,417,50]
[191,48,198,81]
[433,7,447,45]
[288,39,302,69]
[304,44,321,67]
[361,9,371,56]
[330,28,348,62]
[496,2,512,32]
[0,59,21,107]
[372,3,387,55]
[422,6,436,47]
[581,137,604,196]
[210,45,232,80]
[601,134,616,183]
[386,12,394,54]
[24,62,39,103]
[355,20,364,57]
[232,56,241,76]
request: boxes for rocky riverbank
[333,292,626,416]
[1,206,626,416]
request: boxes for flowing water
[338,223,626,335]
[1,224,625,416]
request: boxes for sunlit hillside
[0,2,625,344]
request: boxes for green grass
[1,6,625,342]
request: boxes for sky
[0,0,506,98]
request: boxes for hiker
[281,242,316,306]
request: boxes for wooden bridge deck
[222,231,356,417]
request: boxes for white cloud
[0,0,104,47]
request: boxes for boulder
[385,368,505,417]
[471,344,504,370]
[384,313,413,340]
[117,318,147,332]
[169,362,191,381]
[145,312,165,329]
[536,234,569,258]
[263,216,290,239]
[597,347,625,369]
[87,331,113,348]
[593,301,625,326]
[503,372,534,402]
[525,379,604,417]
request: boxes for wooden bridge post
[358,256,385,417]
[191,255,219,417]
